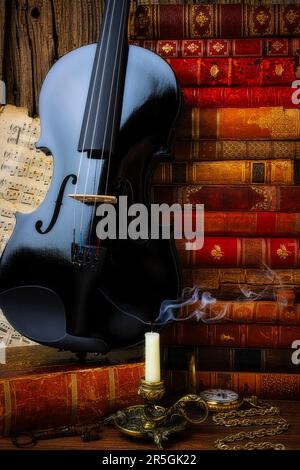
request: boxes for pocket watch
[199,388,244,412]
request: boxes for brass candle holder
[105,377,209,449]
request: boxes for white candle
[145,332,161,383]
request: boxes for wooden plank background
[0,0,5,81]
[1,0,105,116]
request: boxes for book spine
[164,370,300,399]
[161,323,300,348]
[176,237,300,269]
[178,108,300,140]
[168,59,296,86]
[192,211,300,237]
[182,87,298,108]
[179,299,300,326]
[152,161,295,185]
[152,185,300,212]
[173,141,300,161]
[163,346,300,372]
[129,5,300,39]
[130,38,300,58]
[0,363,144,437]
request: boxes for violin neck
[78,0,131,156]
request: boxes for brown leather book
[173,141,300,161]
[162,322,300,349]
[153,161,295,185]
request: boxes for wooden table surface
[0,400,299,451]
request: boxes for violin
[0,0,181,353]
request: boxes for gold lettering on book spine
[191,5,213,38]
[277,244,292,260]
[280,7,300,35]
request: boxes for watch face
[200,389,239,404]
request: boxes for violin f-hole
[35,174,77,235]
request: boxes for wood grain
[0,400,299,450]
[4,0,52,115]
[0,0,5,80]
[3,0,105,115]
[52,0,104,58]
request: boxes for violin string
[72,0,111,247]
[78,0,117,239]
[88,0,127,245]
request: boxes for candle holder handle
[166,394,209,424]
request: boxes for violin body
[0,44,181,352]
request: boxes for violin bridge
[68,194,118,204]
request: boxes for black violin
[0,0,181,353]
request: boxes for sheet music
[0,105,53,347]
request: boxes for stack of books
[130,1,300,399]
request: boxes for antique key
[11,422,103,448]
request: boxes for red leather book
[173,141,300,161]
[129,4,300,39]
[178,108,300,140]
[152,185,300,212]
[183,87,300,108]
[194,211,300,237]
[168,58,296,86]
[0,361,144,437]
[130,38,300,58]
[161,322,300,349]
[176,237,300,268]
[164,370,300,399]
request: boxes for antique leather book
[168,59,296,86]
[182,87,299,108]
[163,346,300,372]
[129,4,300,39]
[173,140,300,161]
[181,285,300,302]
[176,237,300,268]
[130,38,300,58]
[178,108,300,140]
[0,346,144,437]
[164,369,300,399]
[152,185,300,211]
[179,211,300,237]
[182,268,300,301]
[153,160,295,185]
[178,299,300,326]
[161,322,300,348]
